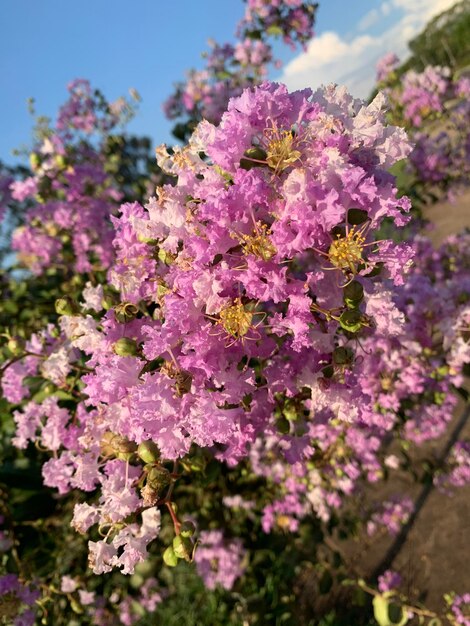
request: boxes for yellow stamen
[240,223,276,261]
[328,227,366,272]
[266,129,301,172]
[218,298,254,339]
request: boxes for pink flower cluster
[8,80,133,275]
[377,56,470,196]
[163,1,317,131]
[3,79,470,595]
[0,574,39,626]
[195,530,246,590]
[449,594,470,626]
[366,497,414,537]
[237,232,470,531]
[5,81,420,573]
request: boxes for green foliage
[401,0,470,73]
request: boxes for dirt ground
[421,188,470,245]
[341,400,470,613]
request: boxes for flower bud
[163,546,178,567]
[113,337,140,357]
[55,296,80,316]
[101,290,120,311]
[276,415,290,434]
[7,336,25,355]
[55,155,67,170]
[146,466,171,495]
[174,370,193,397]
[114,302,139,323]
[100,432,137,460]
[29,152,41,171]
[343,280,364,308]
[172,535,194,562]
[180,521,196,538]
[283,401,299,422]
[240,146,268,170]
[339,309,363,333]
[332,346,354,366]
[157,249,176,265]
[137,441,160,464]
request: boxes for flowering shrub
[1,4,469,625]
[5,80,417,575]
[9,80,137,275]
[2,74,469,624]
[376,55,470,200]
[163,1,317,138]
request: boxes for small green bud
[339,309,363,333]
[29,152,41,171]
[180,521,196,538]
[55,296,80,316]
[129,573,145,589]
[240,146,268,170]
[172,535,193,562]
[146,466,171,494]
[114,302,139,323]
[7,336,25,354]
[157,249,176,265]
[101,290,120,310]
[113,337,140,357]
[276,416,290,434]
[100,432,137,459]
[137,441,160,464]
[163,546,178,567]
[332,346,354,366]
[70,597,84,614]
[55,155,67,169]
[343,280,364,308]
[183,457,206,472]
[283,402,299,422]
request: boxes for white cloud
[280,0,458,98]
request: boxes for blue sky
[0,0,455,165]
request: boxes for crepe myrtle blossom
[434,442,470,492]
[447,593,470,626]
[194,530,246,590]
[247,231,470,528]
[2,81,423,576]
[366,497,414,536]
[378,570,402,593]
[6,81,470,584]
[8,80,139,276]
[0,574,39,626]
[163,1,317,132]
[376,55,470,196]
